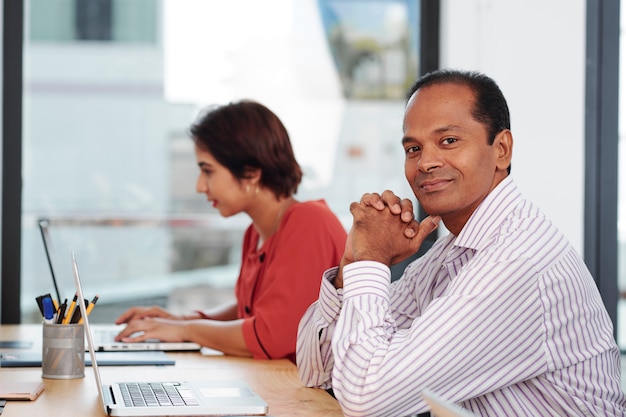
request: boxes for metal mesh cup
[42,323,85,379]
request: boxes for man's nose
[417,147,442,172]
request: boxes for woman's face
[194,145,250,217]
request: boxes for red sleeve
[241,201,346,361]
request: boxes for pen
[78,295,99,324]
[56,298,68,324]
[69,300,87,324]
[42,296,55,324]
[63,293,78,325]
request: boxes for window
[28,0,156,43]
[15,0,425,323]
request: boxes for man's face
[402,82,511,235]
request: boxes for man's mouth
[419,178,450,192]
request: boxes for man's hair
[406,69,511,146]
[189,100,302,199]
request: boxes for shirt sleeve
[330,259,547,417]
[296,267,343,389]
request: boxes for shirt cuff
[317,267,343,325]
[241,316,269,359]
[343,261,391,299]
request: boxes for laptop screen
[72,252,108,414]
[39,218,62,305]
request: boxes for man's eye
[442,137,458,145]
[405,146,420,154]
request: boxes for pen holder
[42,323,85,379]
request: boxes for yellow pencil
[63,293,78,325]
[78,295,99,324]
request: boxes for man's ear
[493,129,513,171]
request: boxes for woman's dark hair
[406,69,511,173]
[189,100,303,199]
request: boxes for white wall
[441,0,586,253]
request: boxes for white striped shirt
[296,177,626,417]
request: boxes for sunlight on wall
[163,0,344,189]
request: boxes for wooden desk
[0,325,343,417]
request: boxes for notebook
[422,390,476,417]
[38,219,201,352]
[0,382,44,400]
[72,252,268,417]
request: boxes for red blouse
[236,199,346,362]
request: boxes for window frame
[1,0,24,324]
[584,0,620,337]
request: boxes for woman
[114,100,347,362]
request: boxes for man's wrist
[333,257,353,289]
[332,272,344,289]
[353,251,391,266]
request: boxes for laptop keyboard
[95,329,118,343]
[118,382,199,407]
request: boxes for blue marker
[42,297,55,324]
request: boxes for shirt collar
[453,176,522,250]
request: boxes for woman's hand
[114,317,187,342]
[114,305,180,325]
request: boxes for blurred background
[20,0,419,322]
[6,0,624,353]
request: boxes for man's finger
[399,198,415,222]
[381,190,402,214]
[359,193,384,210]
[404,215,441,239]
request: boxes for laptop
[73,252,269,417]
[422,390,476,417]
[38,219,201,352]
[89,325,202,352]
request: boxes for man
[296,69,626,417]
